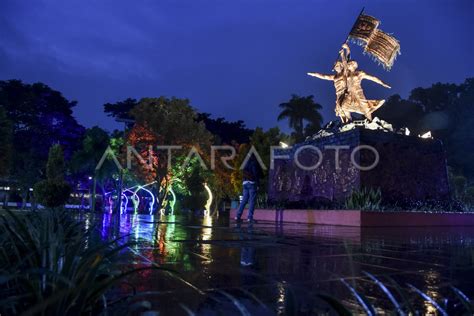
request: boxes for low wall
[230,209,474,227]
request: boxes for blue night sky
[1,0,473,132]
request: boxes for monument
[268,11,450,207]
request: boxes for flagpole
[344,7,365,44]
[334,7,364,64]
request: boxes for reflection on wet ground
[81,212,474,315]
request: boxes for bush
[33,179,72,208]
[453,175,467,198]
[33,144,72,208]
[345,187,382,211]
[0,210,159,315]
[464,186,474,206]
[181,166,208,211]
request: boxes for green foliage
[231,128,286,196]
[129,97,213,208]
[70,126,116,181]
[46,144,66,180]
[376,78,474,180]
[345,187,382,211]
[197,274,474,315]
[277,94,324,142]
[448,169,474,209]
[196,112,253,144]
[179,158,208,211]
[131,97,212,148]
[465,186,474,206]
[0,210,158,315]
[0,80,84,191]
[33,180,72,208]
[34,145,71,208]
[0,106,12,177]
[103,97,138,122]
[453,175,467,197]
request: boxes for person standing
[235,155,262,222]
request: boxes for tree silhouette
[34,145,72,208]
[196,113,253,144]
[0,106,12,177]
[277,94,323,142]
[0,80,84,206]
[103,98,138,128]
[375,78,474,180]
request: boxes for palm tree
[277,94,324,142]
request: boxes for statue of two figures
[308,44,391,123]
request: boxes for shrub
[464,186,474,206]
[345,187,382,211]
[0,210,159,315]
[33,144,72,208]
[453,175,467,198]
[33,179,72,208]
[181,166,208,211]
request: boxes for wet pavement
[81,212,474,315]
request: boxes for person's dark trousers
[236,182,257,220]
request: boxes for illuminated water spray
[139,185,156,215]
[120,193,129,214]
[169,187,177,214]
[132,187,141,213]
[123,188,139,214]
[104,192,113,214]
[204,183,213,216]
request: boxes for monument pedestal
[268,128,450,207]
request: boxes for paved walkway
[84,213,474,315]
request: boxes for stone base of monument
[268,124,450,207]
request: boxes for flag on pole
[348,14,400,70]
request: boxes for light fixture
[419,131,432,139]
[279,141,289,148]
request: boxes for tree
[231,127,286,206]
[374,94,424,134]
[277,94,324,142]
[71,127,112,180]
[34,145,72,208]
[0,80,84,204]
[70,127,119,210]
[375,78,474,180]
[179,158,209,212]
[128,97,213,208]
[196,113,253,144]
[0,106,12,177]
[193,113,255,210]
[103,98,138,128]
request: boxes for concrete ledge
[230,209,474,227]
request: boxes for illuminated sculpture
[308,44,391,123]
[269,12,450,207]
[307,11,399,123]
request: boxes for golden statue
[308,44,391,123]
